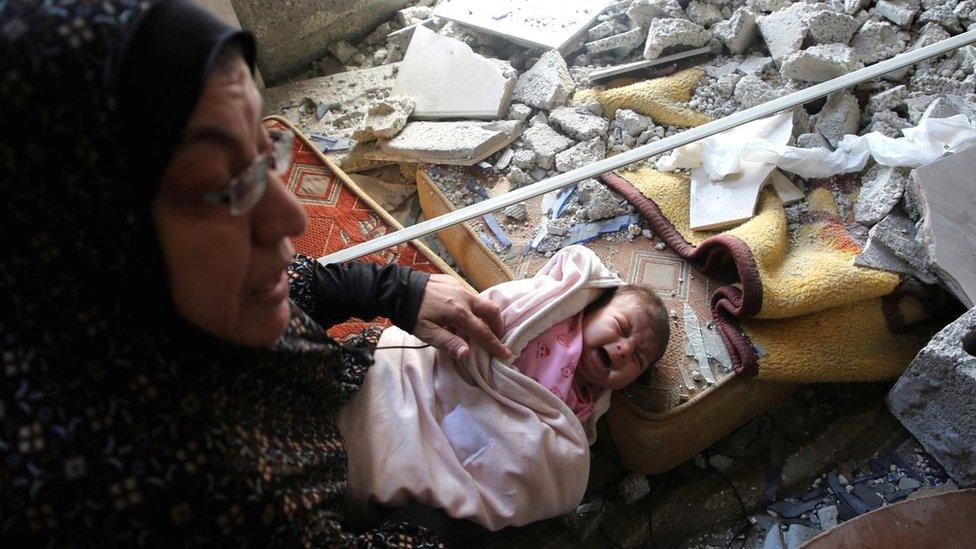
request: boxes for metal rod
[320,30,976,266]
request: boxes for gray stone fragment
[512,50,576,110]
[522,124,575,169]
[507,103,533,122]
[912,22,952,51]
[867,209,937,284]
[868,109,912,138]
[737,55,775,75]
[708,454,734,471]
[502,203,528,221]
[614,473,651,505]
[757,2,814,62]
[817,505,839,530]
[807,10,859,44]
[733,74,788,109]
[782,44,864,83]
[924,96,963,120]
[627,0,685,29]
[888,308,976,488]
[329,40,357,64]
[713,7,759,55]
[688,0,724,27]
[786,524,822,547]
[549,107,610,140]
[867,85,908,113]
[763,527,786,549]
[897,477,922,491]
[845,0,868,15]
[351,95,415,142]
[875,0,918,27]
[578,178,620,220]
[586,28,646,56]
[511,149,538,170]
[856,167,907,226]
[919,6,963,33]
[815,91,859,148]
[494,148,514,171]
[796,132,831,149]
[852,21,907,64]
[588,19,622,41]
[507,166,534,187]
[555,138,607,173]
[642,18,712,61]
[614,109,653,137]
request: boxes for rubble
[511,50,576,111]
[577,178,622,220]
[856,209,937,284]
[585,28,646,56]
[888,308,976,488]
[875,0,918,28]
[351,95,414,142]
[370,120,523,165]
[712,7,758,55]
[781,44,864,83]
[392,26,516,119]
[501,203,528,222]
[587,46,711,81]
[548,107,610,141]
[737,55,774,76]
[757,2,814,62]
[814,91,860,148]
[555,138,607,173]
[614,109,653,137]
[733,74,788,109]
[767,170,805,205]
[507,103,533,123]
[626,0,685,30]
[522,123,575,170]
[866,84,909,113]
[642,18,712,61]
[854,167,908,226]
[807,10,859,45]
[796,132,831,149]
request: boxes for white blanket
[338,246,621,530]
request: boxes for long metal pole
[320,30,976,266]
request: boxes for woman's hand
[413,274,512,361]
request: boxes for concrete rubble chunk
[736,55,774,75]
[507,103,533,122]
[806,10,859,45]
[817,505,839,530]
[713,7,759,55]
[687,1,724,27]
[512,50,577,111]
[786,524,821,547]
[371,120,523,165]
[867,85,909,113]
[555,138,607,173]
[863,209,937,284]
[329,40,357,64]
[433,0,614,53]
[549,107,610,141]
[578,178,622,220]
[588,19,622,41]
[757,2,815,63]
[733,74,788,109]
[852,21,907,65]
[815,91,859,148]
[522,124,575,169]
[627,0,685,29]
[796,132,831,149]
[502,203,528,221]
[585,28,646,56]
[511,149,537,170]
[888,307,976,488]
[352,95,415,142]
[749,0,792,12]
[642,18,713,61]
[396,5,431,26]
[875,0,918,27]
[614,473,652,505]
[855,166,907,226]
[782,43,864,83]
[914,148,976,307]
[918,6,963,33]
[507,166,534,187]
[392,26,516,119]
[615,109,654,137]
[845,0,868,15]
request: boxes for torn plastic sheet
[657,114,976,180]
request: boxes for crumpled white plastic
[656,113,976,180]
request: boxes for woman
[0,0,509,544]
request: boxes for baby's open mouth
[597,347,612,374]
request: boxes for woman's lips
[250,271,289,305]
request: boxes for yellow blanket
[603,168,937,382]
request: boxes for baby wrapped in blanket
[338,246,669,530]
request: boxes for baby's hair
[587,284,671,384]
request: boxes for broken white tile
[392,26,516,119]
[433,0,614,53]
[511,50,576,111]
[369,120,523,166]
[689,112,793,231]
[914,148,976,306]
[766,170,805,205]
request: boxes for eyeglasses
[200,129,293,216]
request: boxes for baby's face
[577,293,657,390]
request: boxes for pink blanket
[338,246,621,530]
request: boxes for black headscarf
[0,1,439,545]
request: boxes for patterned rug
[263,117,453,343]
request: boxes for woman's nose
[251,173,307,244]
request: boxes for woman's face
[153,56,307,346]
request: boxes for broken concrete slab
[736,55,774,76]
[854,166,908,227]
[555,137,607,173]
[548,107,610,141]
[643,18,712,61]
[392,26,516,119]
[230,0,410,84]
[807,9,859,45]
[522,123,575,170]
[852,20,908,65]
[626,0,685,29]
[367,120,523,165]
[351,95,414,142]
[585,28,646,56]
[781,44,864,83]
[796,132,831,149]
[867,84,909,113]
[815,91,860,148]
[511,50,576,111]
[757,2,814,63]
[713,7,758,55]
[914,148,976,307]
[578,178,622,221]
[860,208,938,284]
[587,46,711,81]
[767,170,805,206]
[888,307,976,488]
[433,0,613,53]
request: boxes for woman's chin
[234,300,291,347]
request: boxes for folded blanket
[338,246,620,530]
[604,169,937,381]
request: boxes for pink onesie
[513,312,601,423]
